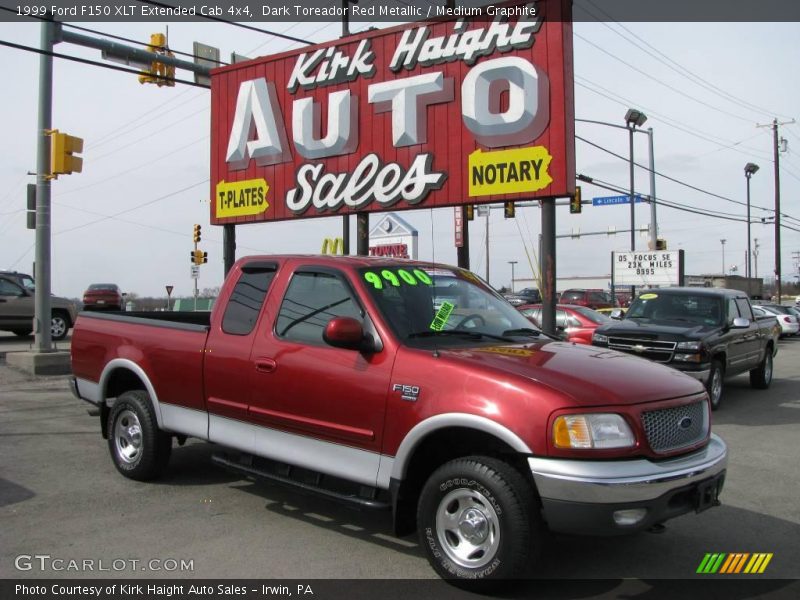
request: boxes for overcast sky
[0,13,798,299]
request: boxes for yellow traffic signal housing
[570,186,582,214]
[201,251,208,264]
[191,250,206,265]
[50,130,83,178]
[465,205,474,221]
[504,201,515,219]
[139,33,176,87]
[193,224,202,243]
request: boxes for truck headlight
[676,341,702,351]
[553,414,635,449]
[592,332,608,344]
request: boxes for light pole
[508,260,518,292]
[754,238,760,278]
[744,162,759,279]
[721,239,727,275]
[625,108,647,299]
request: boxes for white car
[754,304,800,337]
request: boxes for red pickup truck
[70,255,727,584]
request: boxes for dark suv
[560,288,617,310]
[504,287,541,306]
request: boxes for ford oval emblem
[678,416,693,430]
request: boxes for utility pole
[508,261,518,292]
[754,238,760,279]
[757,118,794,301]
[485,208,490,283]
[720,239,727,275]
[647,127,657,251]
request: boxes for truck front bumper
[528,433,727,535]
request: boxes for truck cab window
[276,271,362,344]
[222,268,277,335]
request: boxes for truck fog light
[613,508,648,526]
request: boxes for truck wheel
[417,456,541,584]
[107,390,171,481]
[51,310,70,341]
[749,349,773,390]
[707,359,724,411]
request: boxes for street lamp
[508,260,518,292]
[744,162,759,279]
[720,239,727,275]
[625,108,647,299]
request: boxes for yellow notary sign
[216,179,270,218]
[468,146,553,198]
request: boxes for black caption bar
[1,0,799,23]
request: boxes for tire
[749,349,773,390]
[51,310,70,341]
[707,359,724,411]
[12,329,33,337]
[417,456,542,584]
[107,390,171,481]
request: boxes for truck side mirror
[323,317,375,352]
[610,309,624,320]
[731,317,750,329]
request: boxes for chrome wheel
[709,363,723,409]
[51,315,67,339]
[435,487,500,569]
[764,353,773,385]
[114,409,143,464]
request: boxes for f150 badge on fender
[393,384,420,402]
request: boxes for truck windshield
[358,265,542,347]
[627,293,724,326]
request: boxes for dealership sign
[613,251,685,288]
[210,0,574,225]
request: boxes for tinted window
[561,291,583,302]
[276,271,362,344]
[571,306,611,324]
[0,278,24,296]
[735,298,753,321]
[222,268,276,335]
[727,299,740,324]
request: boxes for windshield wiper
[502,328,542,337]
[407,330,515,342]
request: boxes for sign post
[165,285,174,311]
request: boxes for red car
[82,283,123,311]
[559,288,617,310]
[518,303,611,344]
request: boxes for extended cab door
[0,276,33,329]
[248,266,393,485]
[723,297,760,373]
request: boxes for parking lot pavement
[0,337,799,586]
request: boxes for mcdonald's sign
[321,237,344,255]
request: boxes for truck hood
[597,318,720,340]
[439,340,703,406]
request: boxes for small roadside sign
[165,285,174,296]
[190,266,199,279]
[592,194,645,207]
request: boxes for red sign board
[210,0,574,225]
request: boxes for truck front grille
[642,401,708,454]
[607,336,676,362]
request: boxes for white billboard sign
[613,251,683,287]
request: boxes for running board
[211,453,391,511]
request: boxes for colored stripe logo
[697,553,773,574]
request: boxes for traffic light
[504,201,515,219]
[656,238,667,250]
[139,33,176,87]
[191,250,207,265]
[570,186,582,214]
[201,251,208,264]
[50,130,83,178]
[465,205,474,221]
[193,224,202,243]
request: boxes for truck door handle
[255,358,277,374]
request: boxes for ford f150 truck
[70,256,727,584]
[592,287,777,411]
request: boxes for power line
[576,0,793,121]
[0,38,209,88]
[134,0,312,45]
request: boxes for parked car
[0,274,77,340]
[71,255,727,585]
[755,304,799,337]
[82,283,124,311]
[593,287,778,410]
[503,287,541,306]
[559,288,617,310]
[517,303,610,344]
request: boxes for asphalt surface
[1,334,799,596]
